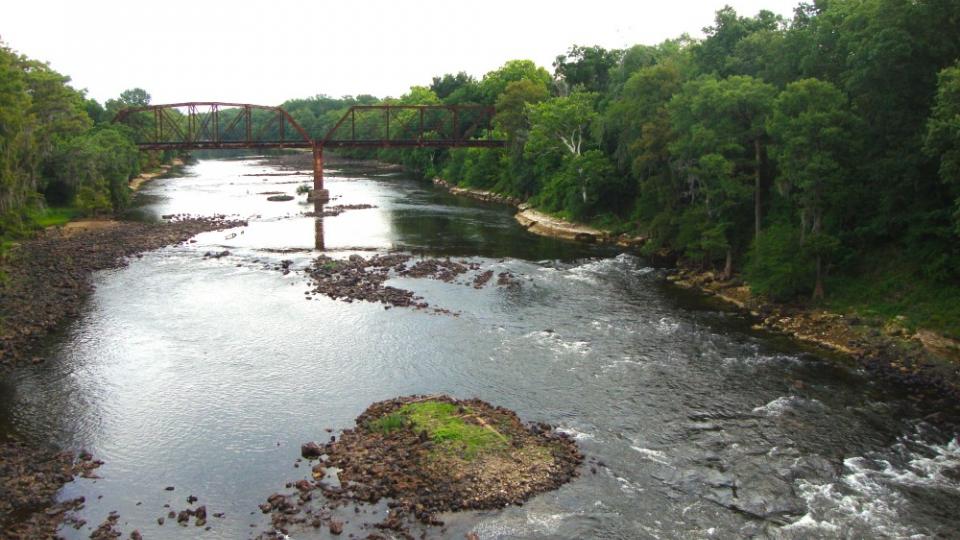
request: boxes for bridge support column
[312,144,329,203]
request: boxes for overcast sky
[2,0,800,105]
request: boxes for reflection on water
[313,198,325,251]
[0,157,957,539]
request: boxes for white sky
[2,0,799,105]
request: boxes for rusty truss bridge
[113,102,504,200]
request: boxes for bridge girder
[113,102,505,200]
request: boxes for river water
[2,157,959,539]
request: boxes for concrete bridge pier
[312,144,330,203]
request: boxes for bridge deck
[135,140,505,150]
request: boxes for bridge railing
[112,102,314,150]
[320,105,500,148]
[114,102,503,150]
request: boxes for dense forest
[0,42,179,236]
[2,0,960,334]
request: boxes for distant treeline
[2,0,960,333]
[277,1,960,329]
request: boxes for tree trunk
[754,139,762,242]
[811,208,824,300]
[813,254,824,300]
[723,248,733,281]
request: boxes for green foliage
[825,255,960,339]
[553,45,624,94]
[525,92,599,162]
[767,78,855,296]
[745,222,814,301]
[924,62,960,234]
[0,42,37,224]
[0,40,153,239]
[494,80,549,146]
[479,60,552,105]
[44,126,139,212]
[535,150,620,220]
[430,72,476,101]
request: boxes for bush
[76,185,111,215]
[745,222,814,301]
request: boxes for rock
[329,520,344,535]
[260,395,582,537]
[301,442,323,459]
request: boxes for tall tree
[767,78,855,298]
[0,43,35,222]
[924,62,960,235]
[479,60,552,105]
[553,45,624,94]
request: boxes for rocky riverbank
[669,267,960,422]
[0,215,246,369]
[0,441,101,539]
[431,178,525,206]
[257,395,582,538]
[431,178,646,248]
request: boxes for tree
[479,60,552,105]
[720,76,776,241]
[20,60,92,198]
[553,45,623,94]
[606,62,682,178]
[104,87,151,118]
[0,42,35,228]
[668,75,774,277]
[526,92,598,160]
[430,72,475,100]
[494,80,549,146]
[767,78,854,299]
[694,7,784,77]
[924,62,960,235]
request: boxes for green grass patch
[370,400,509,460]
[367,412,408,434]
[29,206,83,228]
[824,252,960,339]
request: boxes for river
[1,157,958,539]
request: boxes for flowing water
[1,158,958,539]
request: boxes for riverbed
[2,157,958,539]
